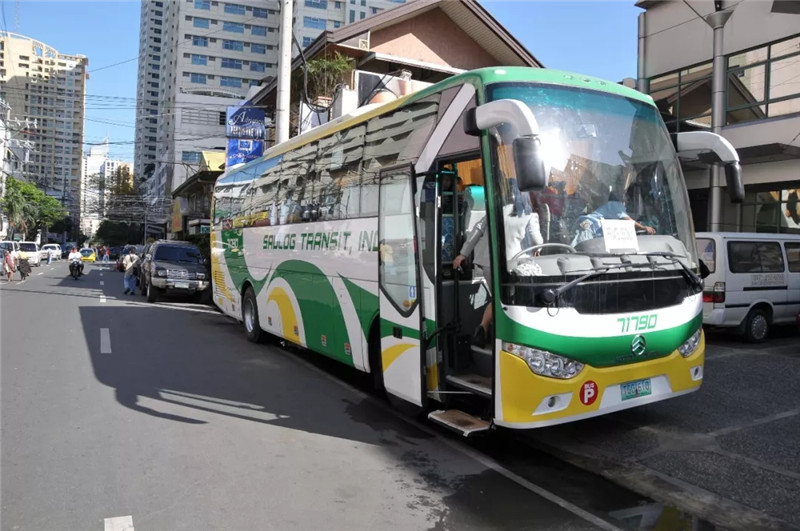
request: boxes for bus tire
[744,307,769,343]
[368,321,385,394]
[242,287,264,343]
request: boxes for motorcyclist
[68,247,84,276]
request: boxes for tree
[1,177,68,239]
[290,52,355,136]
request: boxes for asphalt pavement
[1,261,609,531]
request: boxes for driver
[68,247,84,276]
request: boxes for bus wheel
[744,307,769,343]
[242,287,264,344]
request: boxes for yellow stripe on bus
[209,232,233,302]
[382,343,414,373]
[267,286,300,341]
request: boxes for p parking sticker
[580,380,598,406]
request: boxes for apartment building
[637,0,800,234]
[136,0,407,202]
[0,32,87,224]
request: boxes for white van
[695,232,800,342]
[18,241,41,266]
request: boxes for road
[2,261,798,530]
[1,261,614,531]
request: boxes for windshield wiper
[540,262,653,305]
[635,251,704,293]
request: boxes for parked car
[79,248,96,262]
[18,242,41,266]
[40,243,62,261]
[133,243,152,285]
[0,240,20,261]
[696,232,800,342]
[139,240,209,303]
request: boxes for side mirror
[513,136,548,191]
[724,162,744,203]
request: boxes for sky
[4,0,641,164]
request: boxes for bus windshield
[487,83,698,310]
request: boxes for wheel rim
[244,298,255,333]
[751,314,768,340]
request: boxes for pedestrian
[122,248,139,295]
[104,247,110,262]
[3,249,15,282]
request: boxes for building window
[335,1,342,7]
[221,76,242,88]
[253,7,268,18]
[182,151,202,163]
[223,21,245,33]
[222,39,244,51]
[250,62,266,72]
[194,0,210,9]
[221,58,243,69]
[305,0,328,8]
[251,43,266,54]
[191,54,207,65]
[193,17,210,28]
[192,36,209,47]
[303,16,326,30]
[349,10,355,23]
[190,73,207,84]
[251,25,266,36]
[360,11,365,19]
[224,3,246,15]
[301,36,313,48]
[333,20,341,28]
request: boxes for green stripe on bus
[221,229,269,295]
[340,275,378,341]
[271,260,354,367]
[497,312,703,367]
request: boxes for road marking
[100,328,112,354]
[37,272,43,276]
[100,296,107,304]
[100,281,105,286]
[100,272,104,277]
[104,515,134,531]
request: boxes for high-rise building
[135,0,407,201]
[80,138,132,237]
[0,32,88,224]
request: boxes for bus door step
[428,409,491,437]
[445,374,492,398]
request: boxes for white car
[40,243,62,261]
[18,241,41,266]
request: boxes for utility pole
[275,0,294,144]
[705,1,734,232]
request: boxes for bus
[211,67,743,435]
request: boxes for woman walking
[3,250,15,282]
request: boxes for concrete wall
[370,8,497,69]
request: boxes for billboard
[226,104,266,139]
[226,138,264,167]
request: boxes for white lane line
[100,296,107,304]
[104,515,134,531]
[100,328,112,354]
[37,272,43,276]
[100,281,105,286]
[271,342,621,531]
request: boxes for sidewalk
[523,329,800,530]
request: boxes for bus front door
[378,165,424,407]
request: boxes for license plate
[620,378,651,401]
[175,281,190,289]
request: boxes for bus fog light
[691,365,703,381]
[547,396,557,408]
[678,328,702,357]
[503,342,584,379]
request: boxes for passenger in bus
[452,180,542,348]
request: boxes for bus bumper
[494,334,705,429]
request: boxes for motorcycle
[69,259,83,280]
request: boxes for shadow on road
[78,304,431,445]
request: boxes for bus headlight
[678,328,702,357]
[502,342,584,379]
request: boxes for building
[170,150,225,239]
[80,138,133,237]
[0,32,88,227]
[134,0,410,202]
[636,0,800,234]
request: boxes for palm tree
[1,186,33,238]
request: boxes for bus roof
[218,66,655,185]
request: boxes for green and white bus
[211,67,743,434]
